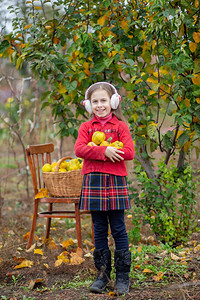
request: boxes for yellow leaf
[121,19,128,31]
[34,249,44,255]
[135,79,143,84]
[196,98,200,104]
[24,24,32,29]
[194,244,200,253]
[189,42,197,53]
[149,90,157,95]
[185,98,190,107]
[153,71,159,78]
[57,251,70,263]
[62,238,74,248]
[143,268,152,273]
[35,6,42,9]
[108,291,115,297]
[44,263,49,269]
[69,253,85,265]
[195,0,199,7]
[48,239,58,250]
[134,264,140,269]
[97,15,107,26]
[55,259,63,267]
[23,231,30,240]
[14,259,33,269]
[35,188,49,199]
[153,271,164,281]
[57,82,67,94]
[192,74,200,85]
[137,246,142,253]
[147,77,158,84]
[193,32,200,43]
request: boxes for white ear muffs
[83,82,121,114]
[110,94,121,109]
[83,100,93,114]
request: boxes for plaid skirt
[79,172,131,211]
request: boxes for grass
[129,243,191,288]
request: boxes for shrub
[129,159,199,246]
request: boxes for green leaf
[0,40,10,52]
[194,123,200,138]
[178,132,190,148]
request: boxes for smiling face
[90,88,112,118]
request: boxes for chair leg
[27,200,39,250]
[75,203,82,248]
[45,203,52,239]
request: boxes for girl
[74,82,135,295]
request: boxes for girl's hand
[105,147,124,162]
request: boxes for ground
[1,142,200,300]
[1,193,200,300]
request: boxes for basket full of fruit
[42,156,83,197]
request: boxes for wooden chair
[26,143,93,249]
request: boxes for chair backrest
[26,143,54,195]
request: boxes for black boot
[114,249,131,295]
[90,248,111,293]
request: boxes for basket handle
[55,156,73,172]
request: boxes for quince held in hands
[92,131,105,145]
[110,141,123,149]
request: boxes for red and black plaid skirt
[79,172,131,211]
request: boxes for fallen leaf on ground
[143,268,153,273]
[13,256,26,263]
[133,264,140,269]
[14,259,33,269]
[170,252,181,261]
[194,244,200,253]
[70,253,85,265]
[44,263,49,269]
[84,252,93,258]
[108,291,115,297]
[26,244,36,253]
[55,259,63,267]
[6,271,20,279]
[57,251,70,263]
[28,278,44,289]
[62,238,74,248]
[23,232,30,240]
[153,271,164,281]
[34,249,44,255]
[47,239,58,250]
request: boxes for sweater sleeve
[118,122,135,160]
[74,122,107,161]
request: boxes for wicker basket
[42,156,83,197]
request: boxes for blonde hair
[87,82,126,122]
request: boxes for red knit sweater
[74,115,135,176]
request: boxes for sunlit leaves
[14,259,33,269]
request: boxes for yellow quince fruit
[92,131,105,145]
[110,141,123,149]
[42,163,52,172]
[59,168,67,172]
